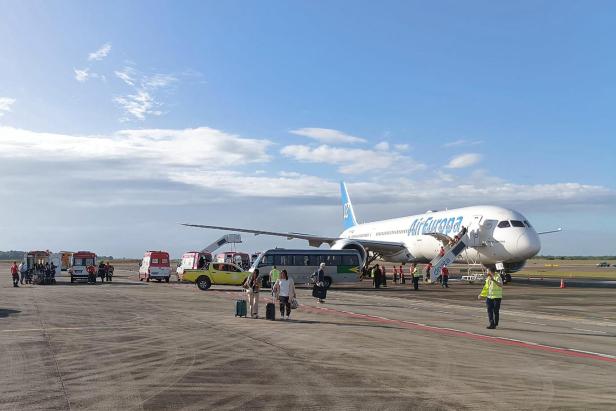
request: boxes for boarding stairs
[202,234,242,253]
[429,234,471,282]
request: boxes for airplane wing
[182,223,339,247]
[538,228,562,235]
[181,223,408,254]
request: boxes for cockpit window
[524,220,532,228]
[497,221,511,228]
[510,220,525,228]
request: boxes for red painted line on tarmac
[223,291,616,363]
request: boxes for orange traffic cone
[560,278,566,288]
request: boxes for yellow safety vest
[480,273,503,299]
[270,268,280,282]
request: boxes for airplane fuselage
[340,205,541,270]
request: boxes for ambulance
[139,251,172,282]
[69,251,97,283]
[176,251,212,280]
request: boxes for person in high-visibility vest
[411,264,419,290]
[479,269,503,329]
[269,266,281,287]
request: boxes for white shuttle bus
[250,248,363,289]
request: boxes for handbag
[290,298,299,309]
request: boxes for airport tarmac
[1,268,616,410]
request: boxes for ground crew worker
[424,263,432,282]
[411,264,419,290]
[372,264,381,288]
[399,265,405,284]
[441,265,449,288]
[393,266,398,284]
[269,265,281,287]
[479,269,503,329]
[381,265,387,287]
[10,261,19,287]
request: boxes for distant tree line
[536,255,616,260]
[0,251,114,260]
[0,250,26,260]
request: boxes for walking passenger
[273,269,296,320]
[10,261,19,287]
[479,269,503,329]
[245,269,261,318]
[312,262,327,303]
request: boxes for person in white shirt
[273,269,296,320]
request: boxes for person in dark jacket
[312,262,327,303]
[98,262,107,283]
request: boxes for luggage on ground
[266,302,276,320]
[235,299,247,317]
[312,285,327,300]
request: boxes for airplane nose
[516,231,541,258]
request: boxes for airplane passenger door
[468,215,483,247]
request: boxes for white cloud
[443,139,482,148]
[290,128,366,144]
[0,126,271,167]
[114,66,178,120]
[114,90,160,121]
[446,153,482,169]
[88,43,112,61]
[0,97,16,116]
[74,68,90,82]
[375,141,389,151]
[394,144,410,151]
[280,144,425,174]
[114,67,136,86]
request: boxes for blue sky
[0,0,615,257]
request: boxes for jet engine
[331,239,367,267]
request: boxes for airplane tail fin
[340,181,358,230]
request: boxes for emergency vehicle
[215,251,250,270]
[69,251,97,283]
[176,251,212,280]
[60,251,73,271]
[22,250,62,275]
[139,251,172,282]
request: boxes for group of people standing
[9,261,56,286]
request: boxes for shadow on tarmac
[0,308,21,318]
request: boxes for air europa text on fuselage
[407,215,464,237]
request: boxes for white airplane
[184,182,557,281]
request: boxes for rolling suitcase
[266,302,276,320]
[235,299,247,317]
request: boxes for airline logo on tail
[340,182,358,230]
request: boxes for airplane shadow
[0,308,21,318]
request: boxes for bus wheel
[157,278,162,283]
[196,276,211,291]
[146,276,150,282]
[505,273,512,283]
[324,276,332,289]
[165,277,170,283]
